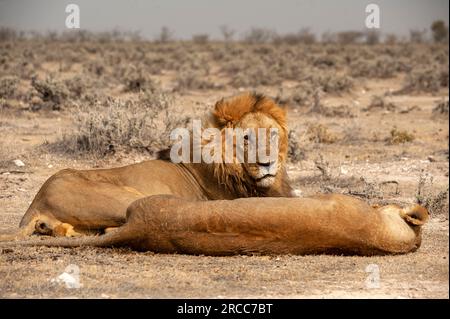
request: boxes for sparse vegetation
[49,91,190,157]
[386,127,415,144]
[364,95,396,112]
[307,124,338,144]
[0,28,448,299]
[431,20,449,43]
[399,66,448,93]
[30,76,69,110]
[416,174,449,216]
[433,99,449,117]
[0,76,19,99]
[287,129,304,163]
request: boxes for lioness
[8,92,293,239]
[5,194,428,256]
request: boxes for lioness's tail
[0,223,37,242]
[0,230,26,242]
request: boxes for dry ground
[0,39,448,298]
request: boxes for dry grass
[48,91,191,157]
[30,76,69,111]
[0,76,19,99]
[386,127,415,145]
[398,66,448,94]
[364,95,397,112]
[416,174,449,216]
[307,124,338,144]
[0,34,448,298]
[433,99,449,117]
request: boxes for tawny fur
[1,92,293,240]
[2,194,428,256]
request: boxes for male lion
[5,92,293,239]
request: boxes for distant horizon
[0,26,445,43]
[0,0,448,40]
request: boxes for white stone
[13,159,25,167]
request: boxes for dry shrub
[307,124,338,144]
[416,174,449,217]
[336,31,364,44]
[349,57,404,79]
[116,64,158,93]
[242,28,275,44]
[386,127,415,144]
[432,99,449,117]
[275,83,315,108]
[363,95,396,112]
[287,129,304,163]
[192,34,209,44]
[49,91,190,157]
[312,73,353,94]
[301,156,386,201]
[174,69,218,92]
[31,76,69,110]
[398,66,448,93]
[230,63,281,88]
[313,55,337,68]
[0,76,19,99]
[272,28,316,45]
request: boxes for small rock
[48,164,53,168]
[13,159,25,167]
[293,189,302,197]
[427,156,436,162]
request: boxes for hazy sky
[0,0,448,39]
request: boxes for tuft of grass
[307,124,338,144]
[386,127,414,145]
[432,99,449,117]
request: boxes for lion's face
[236,112,287,188]
[211,92,289,194]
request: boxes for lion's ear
[213,98,233,128]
